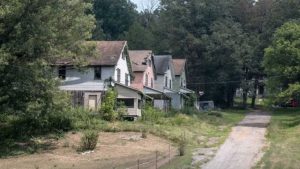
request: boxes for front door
[88,95,97,110]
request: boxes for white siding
[57,67,114,91]
[114,53,131,86]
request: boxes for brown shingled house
[55,41,144,117]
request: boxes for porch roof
[179,88,195,94]
[144,86,171,100]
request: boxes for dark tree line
[92,0,300,108]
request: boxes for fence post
[169,143,171,164]
[138,159,140,169]
[156,151,158,169]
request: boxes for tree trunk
[251,78,259,108]
[243,89,248,109]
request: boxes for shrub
[171,114,191,126]
[71,108,102,130]
[79,130,99,151]
[181,107,200,115]
[100,89,118,121]
[142,104,164,123]
[141,128,148,138]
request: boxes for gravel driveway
[202,110,271,169]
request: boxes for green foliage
[93,0,137,40]
[141,104,164,123]
[71,108,103,130]
[79,130,99,151]
[264,22,300,102]
[100,89,118,121]
[0,0,95,137]
[125,22,155,50]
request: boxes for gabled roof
[115,82,144,95]
[153,55,173,75]
[128,50,152,72]
[172,59,186,76]
[56,41,127,66]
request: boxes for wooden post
[169,143,171,164]
[138,159,140,169]
[156,151,158,169]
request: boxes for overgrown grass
[0,107,246,161]
[256,108,300,169]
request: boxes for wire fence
[111,144,178,169]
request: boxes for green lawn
[256,108,300,169]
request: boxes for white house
[153,55,176,111]
[55,41,143,117]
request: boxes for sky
[130,0,160,12]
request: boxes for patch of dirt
[191,147,218,168]
[0,132,176,169]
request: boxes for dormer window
[58,66,66,80]
[94,66,101,80]
[165,76,168,87]
[116,68,121,83]
[145,74,149,86]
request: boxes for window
[145,74,149,86]
[125,73,129,86]
[169,80,172,89]
[138,100,143,109]
[94,66,101,80]
[117,98,134,108]
[148,60,152,67]
[151,78,154,88]
[58,66,66,80]
[116,68,121,83]
[181,78,183,87]
[165,76,168,87]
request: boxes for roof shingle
[129,50,152,72]
[172,59,186,76]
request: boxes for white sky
[130,0,160,12]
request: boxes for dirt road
[202,110,271,169]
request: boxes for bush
[79,130,99,151]
[170,114,192,126]
[180,107,200,115]
[71,108,103,130]
[100,89,118,121]
[142,104,164,123]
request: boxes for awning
[179,88,195,94]
[144,86,171,100]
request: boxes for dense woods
[92,0,300,108]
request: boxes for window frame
[58,66,66,80]
[125,73,129,86]
[94,66,102,80]
[117,98,135,108]
[116,68,121,83]
[165,76,168,87]
[145,74,149,87]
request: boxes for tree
[93,0,137,40]
[0,0,95,132]
[125,22,154,50]
[264,22,300,101]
